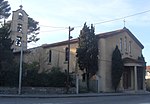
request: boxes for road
[0,95,150,104]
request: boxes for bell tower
[10,5,28,52]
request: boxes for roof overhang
[123,57,146,67]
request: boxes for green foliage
[76,23,98,75]
[22,63,70,87]
[76,23,98,91]
[27,17,40,43]
[0,16,17,86]
[0,25,13,71]
[111,46,124,91]
[0,0,11,19]
[47,67,68,87]
[22,62,40,87]
[0,62,19,87]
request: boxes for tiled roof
[146,66,150,71]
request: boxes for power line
[94,9,150,25]
[40,28,68,33]
[38,9,150,33]
[39,25,68,29]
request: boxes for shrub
[23,64,72,87]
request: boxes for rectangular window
[65,47,69,61]
[120,38,122,51]
[124,37,127,51]
[129,41,131,54]
[48,50,52,63]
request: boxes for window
[48,50,52,63]
[129,41,132,54]
[17,24,23,32]
[18,12,23,20]
[124,37,127,51]
[65,47,69,61]
[120,38,122,51]
[15,36,22,46]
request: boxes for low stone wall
[146,79,150,91]
[0,87,76,94]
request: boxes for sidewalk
[0,91,150,98]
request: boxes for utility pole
[67,26,74,92]
[18,38,23,95]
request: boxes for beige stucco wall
[44,43,78,73]
[11,9,28,52]
[23,42,78,73]
[98,31,143,92]
[20,30,143,92]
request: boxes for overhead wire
[94,9,150,25]
[39,9,150,33]
[39,25,68,29]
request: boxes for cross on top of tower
[19,5,23,9]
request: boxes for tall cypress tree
[76,23,98,91]
[111,45,124,91]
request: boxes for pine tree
[27,17,40,43]
[111,45,124,91]
[0,0,11,19]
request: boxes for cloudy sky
[7,0,150,65]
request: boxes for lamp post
[67,26,74,92]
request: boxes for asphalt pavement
[0,91,150,98]
[0,94,150,104]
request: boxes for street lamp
[67,26,74,92]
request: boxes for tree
[76,23,98,91]
[87,24,98,75]
[0,25,18,86]
[0,25,13,71]
[27,17,40,43]
[0,0,11,19]
[111,45,124,91]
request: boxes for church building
[11,7,146,92]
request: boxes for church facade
[14,27,145,92]
[11,7,146,92]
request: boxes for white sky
[7,0,150,65]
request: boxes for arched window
[18,12,23,20]
[49,50,52,63]
[17,24,23,32]
[15,36,22,46]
